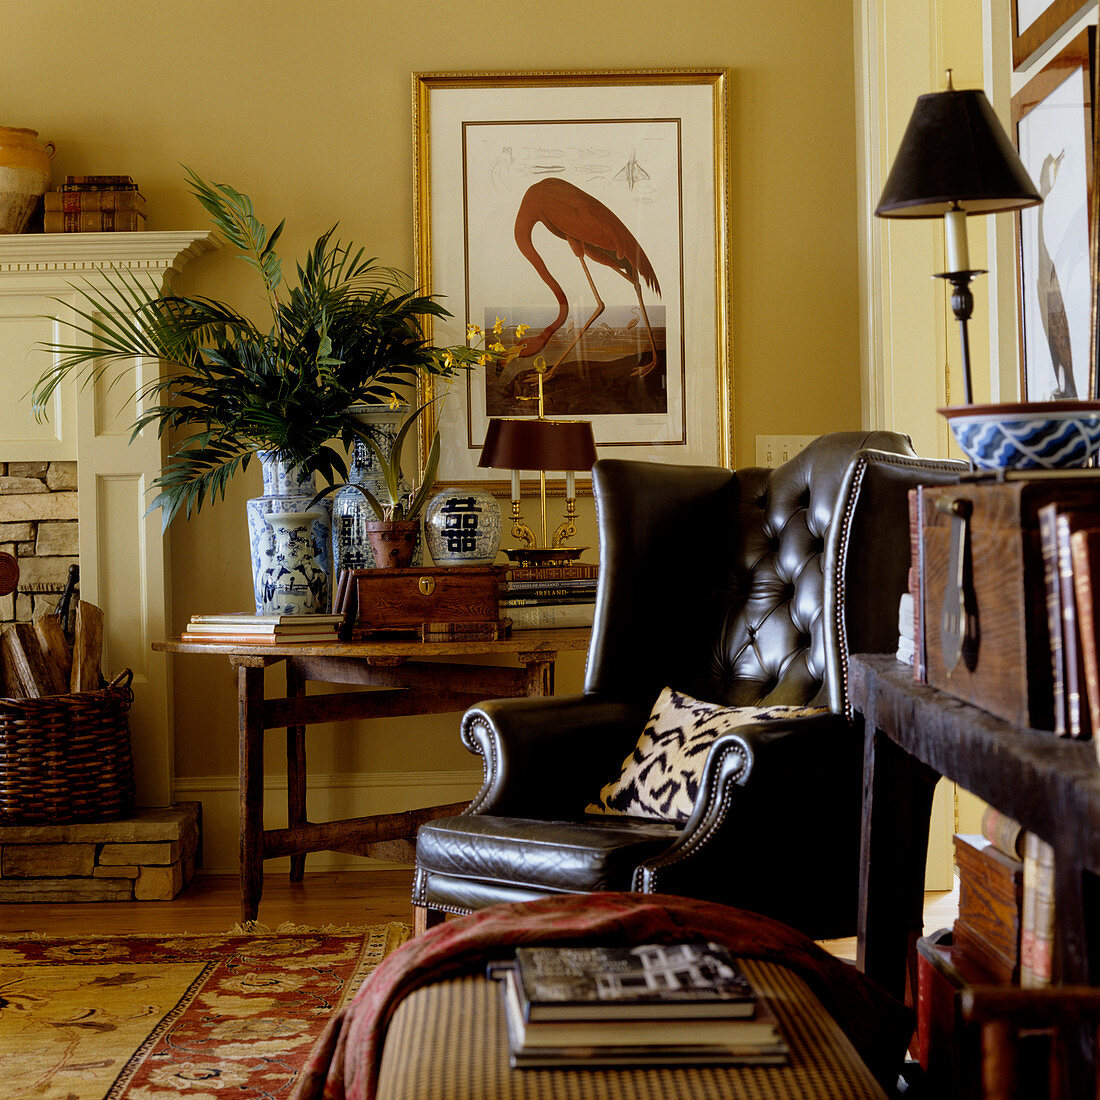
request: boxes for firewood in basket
[0,622,64,698]
[70,601,104,692]
[0,629,21,699]
[0,552,18,598]
[33,613,72,692]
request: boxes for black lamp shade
[876,89,1040,218]
[478,417,597,471]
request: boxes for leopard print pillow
[586,686,828,823]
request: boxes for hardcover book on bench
[512,942,757,1020]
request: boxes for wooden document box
[921,475,1100,729]
[338,565,508,640]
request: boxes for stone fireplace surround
[0,232,215,900]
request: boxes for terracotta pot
[366,520,419,569]
[0,126,55,234]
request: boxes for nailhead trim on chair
[632,739,749,893]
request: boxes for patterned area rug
[0,921,410,1099]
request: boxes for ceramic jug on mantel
[0,126,55,233]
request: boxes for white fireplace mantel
[0,230,217,280]
[0,230,218,808]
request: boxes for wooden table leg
[857,721,939,1001]
[519,649,556,696]
[238,663,266,923]
[286,661,307,883]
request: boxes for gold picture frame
[412,69,731,489]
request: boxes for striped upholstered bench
[377,958,889,1100]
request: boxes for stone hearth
[0,802,200,902]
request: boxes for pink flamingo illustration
[512,177,662,380]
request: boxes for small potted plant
[314,396,440,568]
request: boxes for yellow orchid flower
[515,324,530,339]
[467,323,483,340]
[492,316,505,335]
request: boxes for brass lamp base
[502,546,589,568]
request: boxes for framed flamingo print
[413,69,731,488]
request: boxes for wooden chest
[921,475,1100,729]
[337,565,508,640]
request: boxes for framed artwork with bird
[413,69,731,488]
[1012,29,1095,402]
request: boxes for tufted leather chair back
[585,431,921,711]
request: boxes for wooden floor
[0,867,960,947]
[0,868,419,936]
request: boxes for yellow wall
[4,0,864,863]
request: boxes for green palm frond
[33,169,480,527]
[183,165,283,301]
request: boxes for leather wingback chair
[413,432,963,938]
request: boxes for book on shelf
[501,594,597,607]
[1056,509,1100,738]
[183,623,339,638]
[511,942,758,1021]
[61,174,137,189]
[980,806,1025,860]
[1038,503,1100,737]
[508,601,595,630]
[1070,527,1100,739]
[44,210,146,233]
[503,564,598,583]
[502,576,598,591]
[1020,831,1056,988]
[180,630,336,645]
[501,582,598,598]
[187,611,344,629]
[897,591,915,666]
[44,190,146,213]
[908,487,927,682]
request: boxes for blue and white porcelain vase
[258,510,329,614]
[331,403,421,574]
[246,451,332,614]
[424,487,503,566]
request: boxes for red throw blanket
[291,893,913,1099]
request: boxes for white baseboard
[173,769,483,874]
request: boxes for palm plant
[32,167,483,530]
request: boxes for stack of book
[500,563,597,630]
[492,941,788,1068]
[181,612,344,645]
[43,174,146,233]
[1038,499,1100,739]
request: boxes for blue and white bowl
[939,401,1100,470]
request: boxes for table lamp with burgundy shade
[478,360,597,566]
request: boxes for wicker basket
[0,669,135,825]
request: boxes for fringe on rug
[227,920,413,936]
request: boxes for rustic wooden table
[154,628,592,922]
[849,652,1100,1094]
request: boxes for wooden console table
[849,653,1100,1002]
[154,628,591,922]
